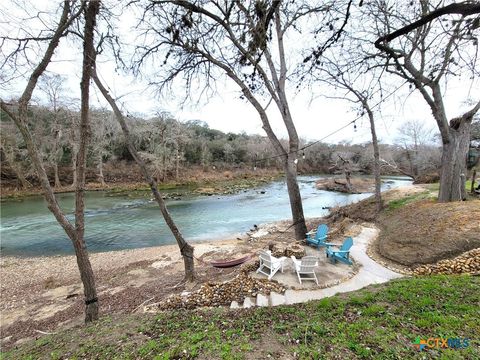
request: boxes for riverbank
[0,168,283,200]
[1,211,359,345]
[0,237,244,344]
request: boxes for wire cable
[254,80,408,164]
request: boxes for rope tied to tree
[179,242,194,259]
[85,297,98,305]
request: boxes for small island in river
[315,176,383,194]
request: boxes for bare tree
[329,153,356,192]
[0,118,32,188]
[373,0,480,201]
[92,69,196,281]
[90,108,121,186]
[38,74,70,188]
[70,114,80,188]
[395,119,438,179]
[314,46,384,211]
[0,0,101,322]
[132,0,352,239]
[73,2,101,322]
[171,119,188,180]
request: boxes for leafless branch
[375,1,480,50]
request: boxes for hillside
[328,185,480,267]
[377,199,480,266]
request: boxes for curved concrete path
[234,226,405,308]
[282,226,404,305]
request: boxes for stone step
[229,292,287,309]
[269,291,286,306]
[243,296,255,308]
[256,293,269,307]
[230,301,240,309]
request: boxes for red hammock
[210,255,251,268]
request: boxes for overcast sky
[1,0,478,145]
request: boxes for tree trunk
[344,169,353,192]
[71,150,77,188]
[201,142,208,170]
[162,142,167,182]
[1,145,31,189]
[15,165,31,189]
[53,163,61,188]
[405,150,416,179]
[438,120,471,202]
[412,147,419,178]
[366,106,383,212]
[53,127,62,188]
[272,10,308,240]
[175,147,180,181]
[97,155,105,186]
[284,155,307,240]
[8,161,32,189]
[72,236,98,322]
[92,71,195,282]
[74,0,100,322]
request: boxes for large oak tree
[373,0,480,201]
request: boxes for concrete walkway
[236,226,404,308]
[283,226,403,305]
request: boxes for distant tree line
[1,105,443,188]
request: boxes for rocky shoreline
[1,173,282,201]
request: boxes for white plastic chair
[291,255,319,285]
[256,250,287,280]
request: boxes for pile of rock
[412,248,480,275]
[283,244,306,258]
[155,271,286,311]
[266,243,306,259]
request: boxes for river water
[0,176,411,257]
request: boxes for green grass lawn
[387,190,434,210]
[3,275,479,360]
[426,181,478,194]
[465,179,479,191]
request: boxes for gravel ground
[0,238,246,348]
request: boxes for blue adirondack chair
[306,224,331,249]
[326,237,353,265]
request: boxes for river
[0,176,411,257]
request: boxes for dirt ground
[327,184,427,222]
[0,239,244,347]
[376,199,480,266]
